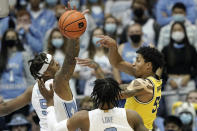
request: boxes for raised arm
[0,86,33,116]
[120,79,153,99]
[126,109,148,131]
[54,38,79,101]
[98,35,135,76]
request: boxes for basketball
[58,10,87,39]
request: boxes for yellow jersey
[124,76,162,130]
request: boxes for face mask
[89,0,98,4]
[133,8,144,18]
[92,36,101,47]
[52,38,64,48]
[9,0,17,7]
[104,23,117,34]
[129,34,141,43]
[173,14,185,22]
[5,40,17,47]
[70,0,80,9]
[180,113,192,125]
[46,0,58,6]
[172,31,185,42]
[32,115,40,125]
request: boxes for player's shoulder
[74,110,89,121]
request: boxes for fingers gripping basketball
[58,10,87,39]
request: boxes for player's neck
[99,104,114,110]
[141,72,155,79]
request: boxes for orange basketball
[58,10,87,39]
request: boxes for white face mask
[172,31,185,42]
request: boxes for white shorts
[53,91,78,122]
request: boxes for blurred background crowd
[1,0,197,131]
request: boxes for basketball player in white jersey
[0,3,89,131]
[38,78,148,131]
[0,0,9,18]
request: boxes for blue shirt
[156,0,196,26]
[0,52,27,99]
[29,9,56,37]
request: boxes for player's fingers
[82,9,89,15]
[67,2,71,10]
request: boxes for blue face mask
[104,23,117,34]
[173,14,185,22]
[70,0,80,9]
[46,0,58,6]
[92,36,101,47]
[52,38,64,48]
[180,113,192,125]
[89,0,98,4]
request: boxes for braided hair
[28,53,48,79]
[91,78,121,109]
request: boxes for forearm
[94,64,105,79]
[0,100,28,116]
[59,39,80,80]
[120,89,142,99]
[47,106,68,131]
[108,46,123,68]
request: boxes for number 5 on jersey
[152,96,160,113]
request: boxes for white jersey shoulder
[31,79,53,131]
[89,108,134,131]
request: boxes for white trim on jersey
[47,106,68,131]
[38,54,52,76]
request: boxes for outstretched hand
[96,35,117,48]
[75,57,99,69]
[65,2,89,15]
[38,79,54,106]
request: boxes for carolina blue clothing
[29,9,56,37]
[120,42,149,82]
[0,17,9,37]
[25,25,43,53]
[156,0,196,26]
[0,52,27,99]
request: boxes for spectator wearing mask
[121,0,159,45]
[7,114,30,131]
[164,115,183,131]
[158,2,197,51]
[28,0,56,38]
[85,0,104,27]
[162,22,197,115]
[0,29,34,100]
[16,9,43,54]
[75,28,112,95]
[174,102,196,131]
[156,0,196,26]
[103,15,118,41]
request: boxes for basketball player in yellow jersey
[97,35,165,130]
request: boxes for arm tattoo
[59,39,80,80]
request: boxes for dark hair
[0,29,24,77]
[47,28,67,55]
[91,78,121,109]
[167,21,191,66]
[136,46,164,73]
[164,115,183,128]
[88,27,106,59]
[28,53,48,79]
[172,2,186,12]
